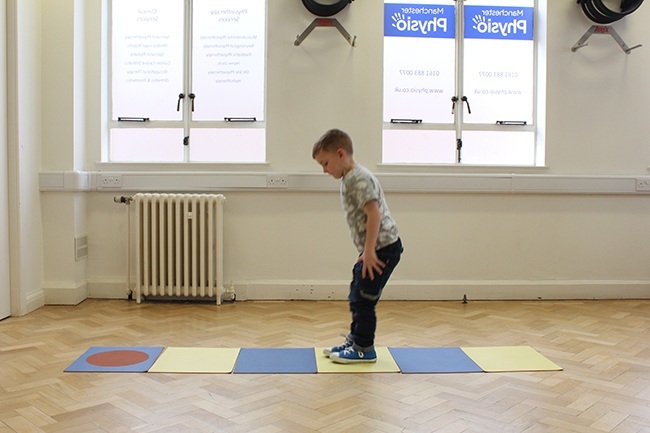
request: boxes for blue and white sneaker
[323,335,354,357]
[329,346,377,364]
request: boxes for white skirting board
[26,290,46,313]
[41,282,88,305]
[238,280,650,301]
[69,278,650,305]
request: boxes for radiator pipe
[114,196,134,298]
[113,196,133,204]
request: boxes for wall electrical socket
[636,177,650,192]
[635,178,650,192]
[266,175,289,189]
[99,174,122,188]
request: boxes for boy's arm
[360,199,385,280]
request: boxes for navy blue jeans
[348,238,403,348]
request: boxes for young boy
[312,129,403,364]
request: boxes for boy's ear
[336,148,346,158]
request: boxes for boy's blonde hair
[312,128,354,159]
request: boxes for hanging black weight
[577,0,644,24]
[300,0,354,17]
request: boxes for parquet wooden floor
[0,299,648,433]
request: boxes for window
[108,0,266,163]
[383,0,541,166]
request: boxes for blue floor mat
[389,347,483,373]
[233,348,318,374]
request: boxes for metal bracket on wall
[294,18,357,47]
[571,25,642,54]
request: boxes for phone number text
[478,71,519,78]
[399,69,441,77]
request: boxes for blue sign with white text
[464,6,534,40]
[384,4,455,38]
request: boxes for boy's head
[312,129,356,179]
[311,129,354,159]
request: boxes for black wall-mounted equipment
[301,0,354,17]
[577,0,644,24]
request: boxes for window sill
[377,163,549,174]
[93,161,271,172]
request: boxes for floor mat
[148,347,240,373]
[64,346,164,372]
[315,347,400,373]
[389,347,483,374]
[65,346,561,374]
[233,348,317,374]
[460,346,563,372]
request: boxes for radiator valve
[222,283,236,303]
[113,196,133,204]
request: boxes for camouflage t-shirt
[341,164,399,254]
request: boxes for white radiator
[133,193,226,305]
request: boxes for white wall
[28,0,650,310]
[7,0,45,315]
[546,2,650,175]
[39,0,88,305]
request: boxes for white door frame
[0,0,12,319]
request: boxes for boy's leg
[345,239,403,349]
[332,279,377,363]
[349,260,400,346]
[348,260,379,348]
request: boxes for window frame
[105,0,267,164]
[382,0,545,167]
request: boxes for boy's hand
[359,249,385,281]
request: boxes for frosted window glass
[190,128,265,163]
[110,129,184,162]
[383,129,456,164]
[383,1,455,123]
[191,0,266,121]
[461,131,535,165]
[111,0,184,121]
[463,2,534,124]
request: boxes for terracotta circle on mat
[86,350,150,367]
